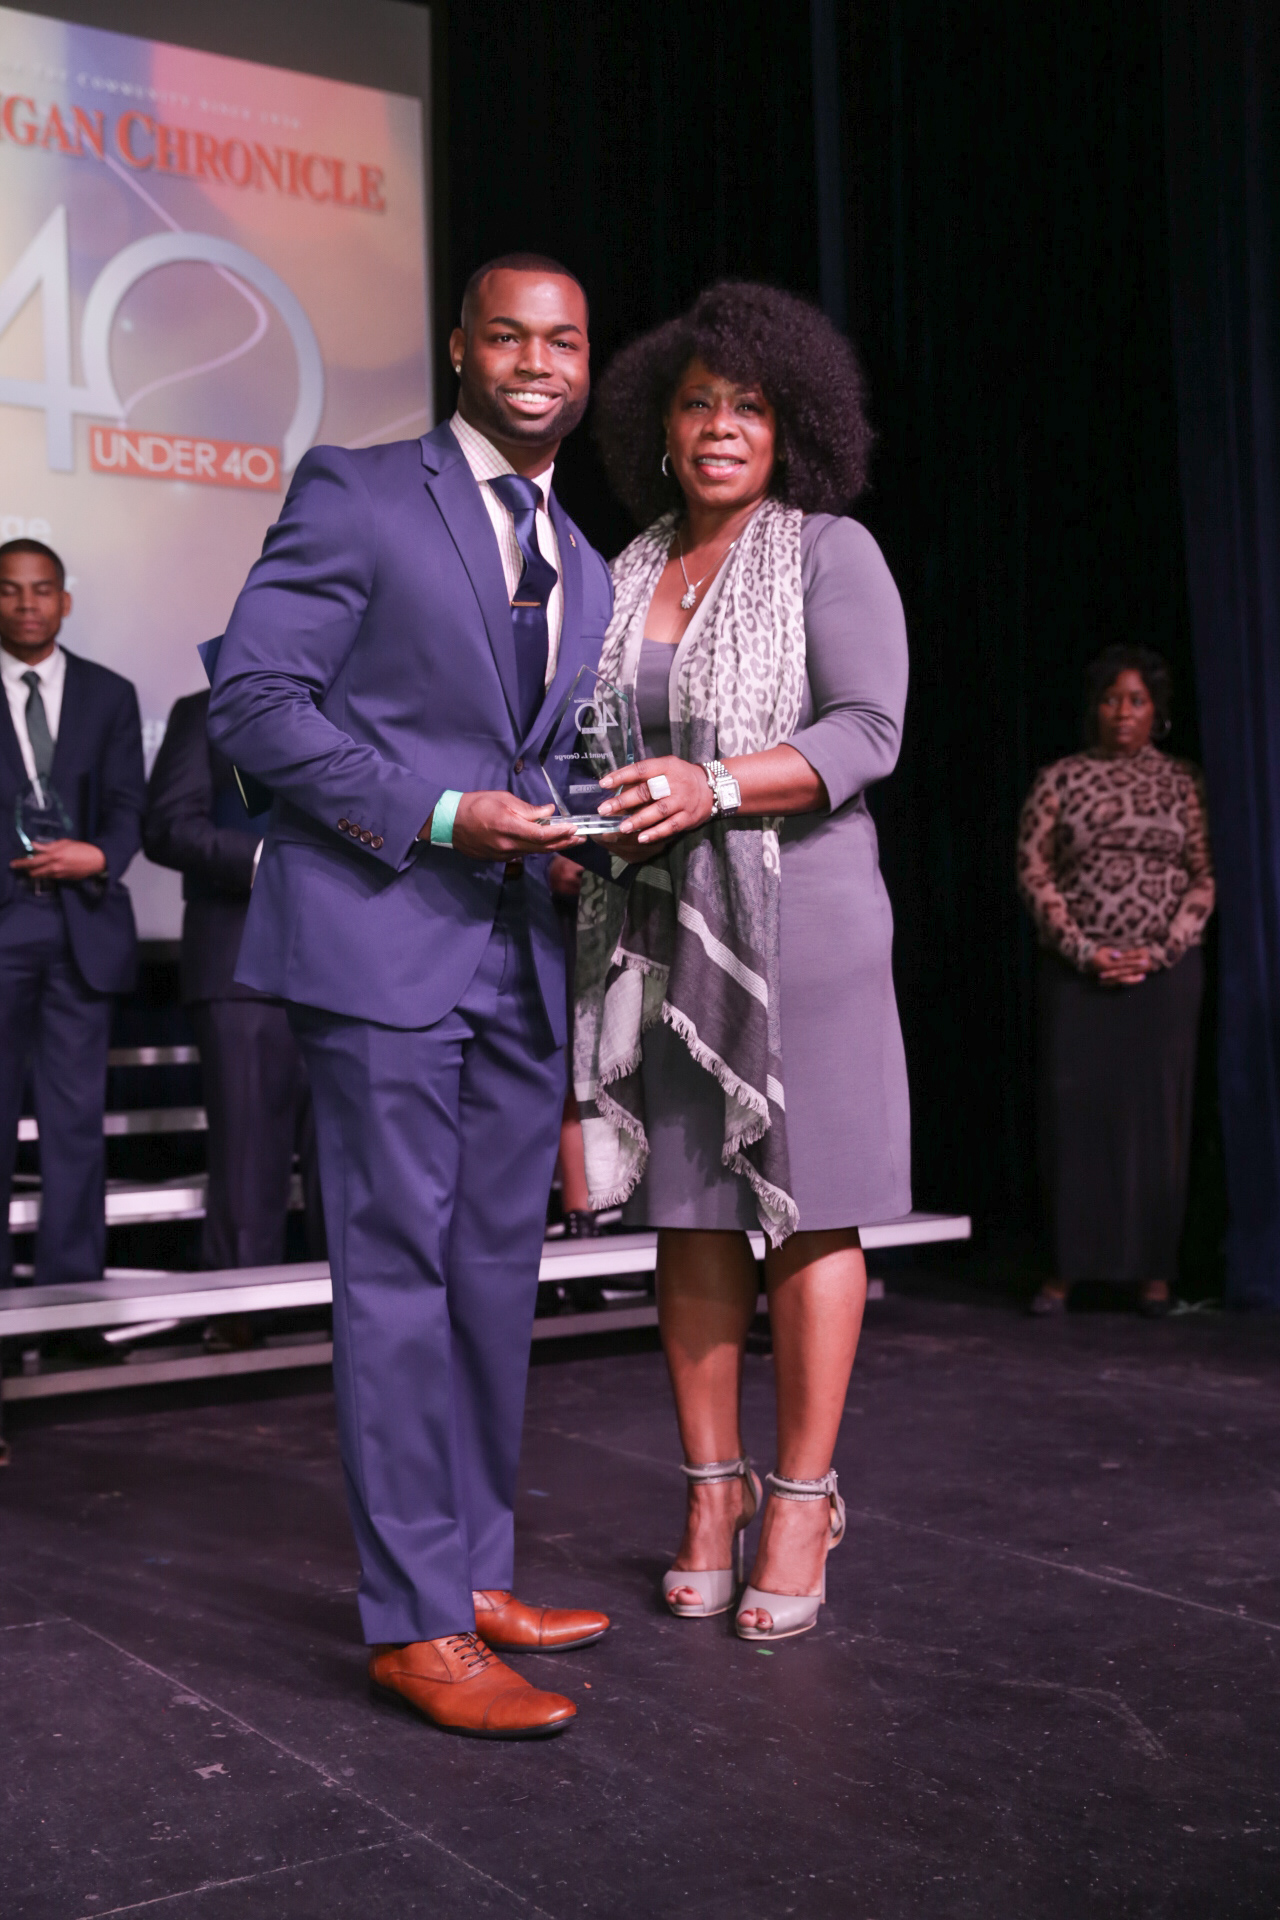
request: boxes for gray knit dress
[622,512,911,1233]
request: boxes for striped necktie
[488,473,555,734]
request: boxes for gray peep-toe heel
[735,1468,846,1642]
[661,1457,762,1618]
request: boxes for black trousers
[1037,948,1204,1285]
[0,893,111,1287]
[191,998,325,1269]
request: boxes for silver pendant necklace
[677,530,737,610]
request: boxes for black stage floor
[2,1281,1279,1919]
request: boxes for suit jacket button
[349,824,360,837]
[338,818,349,831]
[360,830,373,844]
[513,756,524,773]
[371,835,384,850]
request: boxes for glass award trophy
[15,777,74,854]
[539,664,639,835]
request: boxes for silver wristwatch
[702,759,742,818]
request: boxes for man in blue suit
[209,257,614,1740]
[0,538,145,1289]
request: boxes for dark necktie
[22,670,55,783]
[488,473,556,734]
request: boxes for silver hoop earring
[662,452,672,477]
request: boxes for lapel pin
[569,532,576,548]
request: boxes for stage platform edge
[1,1212,970,1402]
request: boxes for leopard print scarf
[573,498,807,1243]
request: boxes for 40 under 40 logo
[0,205,324,491]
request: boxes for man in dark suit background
[0,538,145,1287]
[209,257,614,1739]
[144,690,324,1272]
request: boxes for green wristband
[429,790,463,848]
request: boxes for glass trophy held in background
[15,776,74,856]
[539,664,640,835]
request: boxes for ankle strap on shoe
[765,1468,839,1501]
[681,1457,751,1484]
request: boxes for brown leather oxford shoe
[368,1632,576,1739]
[472,1589,610,1652]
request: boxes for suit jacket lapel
[0,674,28,791]
[419,427,522,734]
[524,493,592,756]
[49,650,91,792]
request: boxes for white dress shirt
[2,641,66,785]
[448,411,563,684]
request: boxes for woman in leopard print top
[1018,647,1214,1316]
[1017,737,1213,972]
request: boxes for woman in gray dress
[575,283,910,1642]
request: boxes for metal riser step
[0,1215,968,1342]
[18,1109,208,1142]
[9,1174,306,1232]
[2,1285,888,1402]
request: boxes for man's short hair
[460,253,588,330]
[0,538,65,588]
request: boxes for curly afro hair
[1082,644,1174,744]
[592,281,875,526]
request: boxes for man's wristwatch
[702,760,742,818]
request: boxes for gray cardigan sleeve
[787,514,909,811]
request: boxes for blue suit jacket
[206,423,613,1040]
[0,648,143,994]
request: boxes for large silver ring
[647,774,671,800]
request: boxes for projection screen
[0,3,432,934]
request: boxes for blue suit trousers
[0,893,111,1287]
[289,879,564,1645]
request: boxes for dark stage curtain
[429,0,824,562]
[828,1,1210,1254]
[1163,0,1280,1308]
[428,0,1222,1279]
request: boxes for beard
[459,372,589,451]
